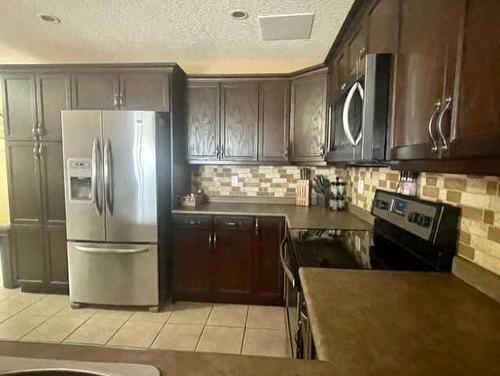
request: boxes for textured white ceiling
[0,0,354,74]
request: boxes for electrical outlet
[358,179,365,195]
[231,175,241,187]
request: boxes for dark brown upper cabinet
[221,82,259,161]
[258,80,290,162]
[347,23,368,76]
[367,0,399,54]
[186,78,289,164]
[186,80,221,161]
[36,74,71,141]
[71,71,119,110]
[1,73,70,141]
[448,0,500,159]
[1,74,37,141]
[5,142,43,225]
[119,71,170,111]
[390,0,463,160]
[290,68,328,163]
[331,50,349,93]
[72,70,170,111]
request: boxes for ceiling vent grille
[258,13,315,41]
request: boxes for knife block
[296,180,311,206]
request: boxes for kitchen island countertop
[0,341,338,376]
[299,267,500,375]
[173,202,372,231]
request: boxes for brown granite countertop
[0,341,340,376]
[299,268,500,375]
[173,202,372,231]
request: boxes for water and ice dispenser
[67,159,93,201]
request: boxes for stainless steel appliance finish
[67,242,158,306]
[0,356,160,376]
[328,54,391,164]
[62,110,166,309]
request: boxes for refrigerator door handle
[74,245,149,255]
[104,138,113,216]
[90,138,102,215]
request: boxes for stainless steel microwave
[327,53,391,163]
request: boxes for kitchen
[0,0,499,375]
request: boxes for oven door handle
[280,236,296,288]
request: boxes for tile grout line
[17,305,67,342]
[239,305,250,355]
[147,311,174,349]
[193,304,214,352]
[102,313,134,347]
[60,311,98,344]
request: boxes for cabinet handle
[32,123,37,139]
[119,92,124,108]
[319,145,326,158]
[32,143,39,160]
[224,221,241,227]
[208,232,212,248]
[213,232,217,250]
[437,96,452,151]
[427,100,441,152]
[255,218,259,234]
[187,220,201,225]
[113,95,119,109]
[221,145,225,158]
[216,145,221,159]
[283,145,289,158]
[38,143,43,159]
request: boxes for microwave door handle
[342,82,364,146]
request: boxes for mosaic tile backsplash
[191,165,500,276]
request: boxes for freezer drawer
[67,241,159,307]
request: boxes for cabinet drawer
[215,216,254,231]
[173,215,212,228]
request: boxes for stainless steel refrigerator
[62,110,170,310]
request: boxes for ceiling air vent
[258,13,314,41]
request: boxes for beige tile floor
[0,282,290,357]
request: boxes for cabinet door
[1,74,37,140]
[367,0,399,54]
[254,217,284,305]
[39,142,66,225]
[213,217,253,297]
[221,82,259,161]
[173,216,213,298]
[258,81,290,162]
[449,0,499,158]
[290,70,327,162]
[45,224,68,287]
[5,142,42,224]
[391,0,461,160]
[348,23,367,75]
[186,81,220,161]
[10,224,45,285]
[71,72,119,110]
[119,71,170,111]
[333,50,349,92]
[36,74,71,142]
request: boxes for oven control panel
[372,190,440,241]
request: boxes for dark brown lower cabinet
[172,215,213,298]
[172,215,284,305]
[10,224,68,293]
